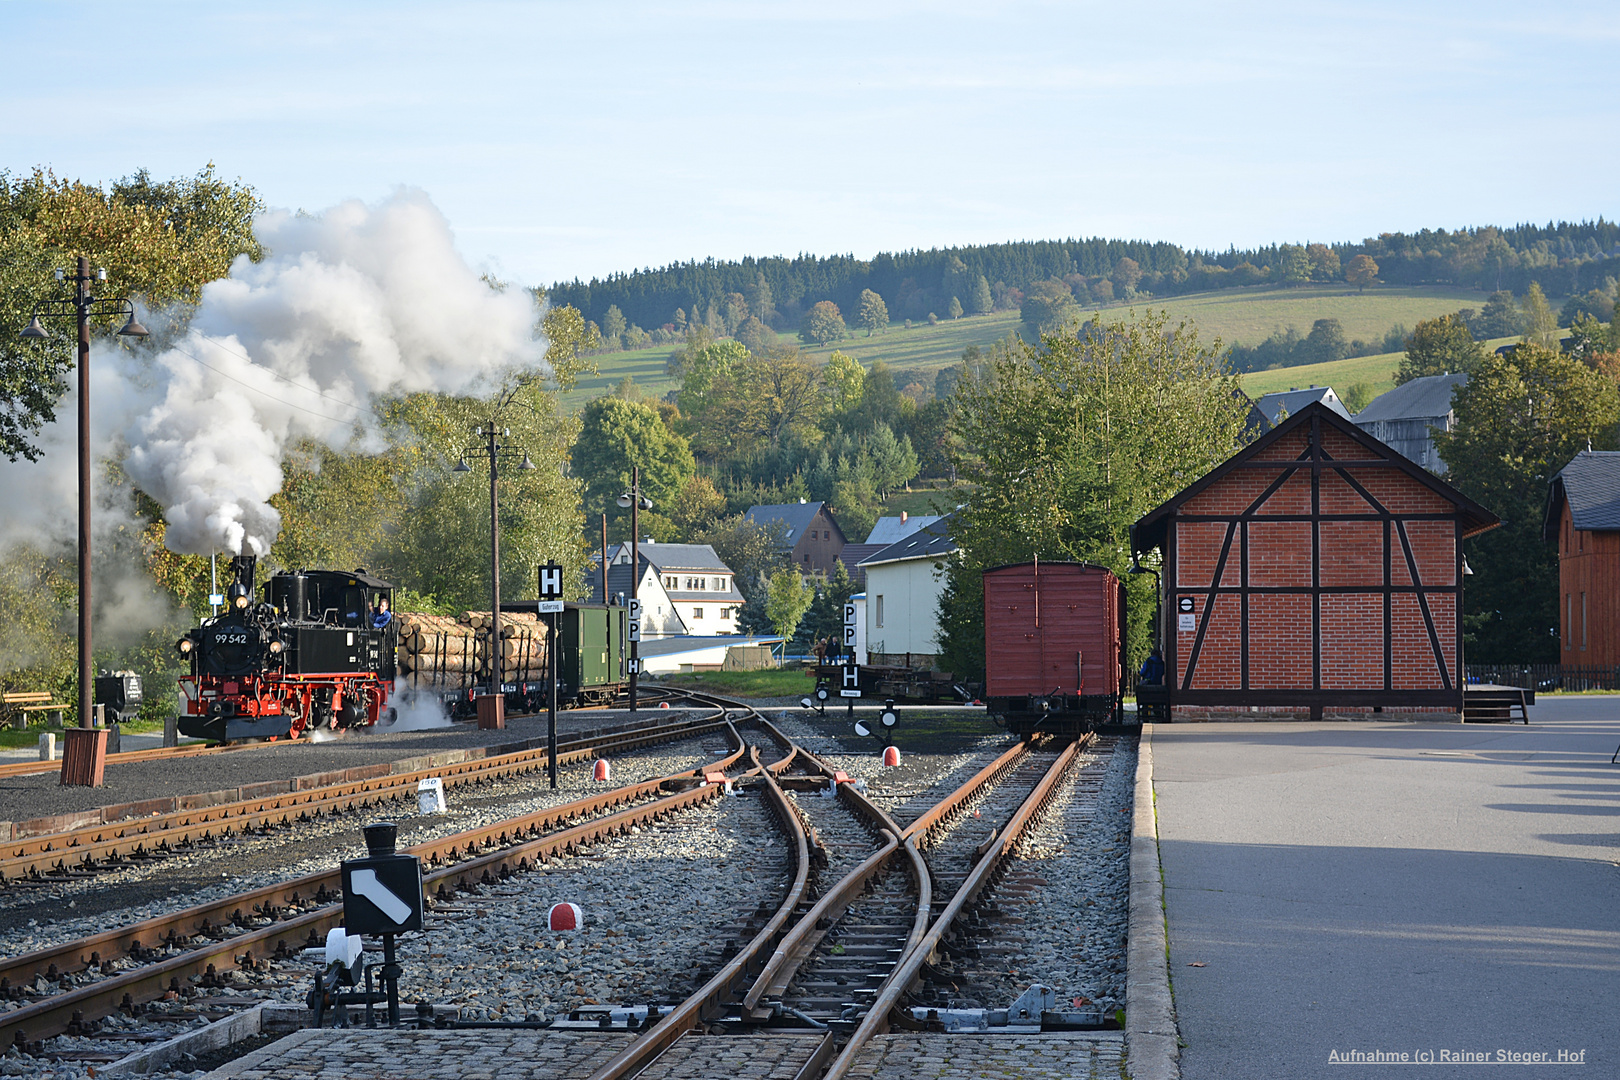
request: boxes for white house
[604,541,746,636]
[586,557,685,639]
[858,515,956,668]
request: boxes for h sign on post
[841,664,861,698]
[538,562,564,614]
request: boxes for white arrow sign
[350,868,413,925]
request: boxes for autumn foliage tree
[800,300,847,345]
[1345,254,1379,292]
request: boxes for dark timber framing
[1132,402,1499,718]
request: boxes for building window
[875,595,884,628]
[693,607,703,620]
[803,553,810,563]
[1582,592,1587,651]
[1566,594,1573,650]
[719,607,730,619]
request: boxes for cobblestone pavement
[203,1028,635,1079]
[844,1032,1126,1079]
[636,1033,828,1079]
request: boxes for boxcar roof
[1131,400,1500,554]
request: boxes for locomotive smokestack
[232,555,258,599]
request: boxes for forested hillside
[549,220,1620,343]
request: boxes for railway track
[2,687,1129,1079]
[0,714,726,885]
[0,709,747,1052]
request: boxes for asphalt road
[1152,696,1620,1080]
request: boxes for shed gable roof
[1353,372,1467,424]
[1131,401,1500,553]
[861,514,957,566]
[1544,450,1620,539]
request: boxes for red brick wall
[1169,425,1460,694]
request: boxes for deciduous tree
[765,567,813,640]
[800,300,847,345]
[1345,254,1379,292]
[1435,344,1620,661]
[856,289,889,337]
[1395,314,1485,385]
[571,396,695,518]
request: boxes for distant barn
[1544,451,1620,666]
[1131,402,1499,720]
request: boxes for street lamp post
[617,467,652,712]
[19,257,148,785]
[453,426,535,728]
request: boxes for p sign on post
[628,597,642,643]
[842,602,858,662]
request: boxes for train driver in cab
[371,596,393,630]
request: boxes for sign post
[842,602,858,664]
[841,661,861,720]
[339,822,424,1028]
[538,563,565,790]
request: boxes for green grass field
[1238,332,1523,403]
[564,284,1498,408]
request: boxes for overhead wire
[161,340,365,427]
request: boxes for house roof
[1544,451,1620,539]
[837,543,887,586]
[584,563,645,606]
[744,502,838,544]
[627,542,734,573]
[860,514,957,567]
[1252,386,1351,426]
[1132,401,1501,553]
[865,515,941,545]
[1354,373,1467,424]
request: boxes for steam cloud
[121,189,547,555]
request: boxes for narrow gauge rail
[0,713,726,885]
[579,691,1095,1080]
[0,687,684,781]
[0,706,752,1052]
[909,736,1123,1017]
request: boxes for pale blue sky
[3,1,1615,288]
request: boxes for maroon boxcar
[983,561,1128,735]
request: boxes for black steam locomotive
[176,556,396,742]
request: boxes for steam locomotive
[176,556,396,742]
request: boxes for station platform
[1150,695,1620,1079]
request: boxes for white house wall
[864,559,947,658]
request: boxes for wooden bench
[1,692,66,728]
[1462,685,1533,724]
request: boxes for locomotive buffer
[335,822,424,1028]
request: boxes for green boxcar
[558,602,628,705]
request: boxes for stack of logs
[396,611,549,688]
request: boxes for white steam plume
[123,189,546,555]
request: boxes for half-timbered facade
[1131,402,1499,720]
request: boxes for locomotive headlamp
[177,637,193,654]
[234,593,250,610]
[269,640,285,654]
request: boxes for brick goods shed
[1131,402,1499,720]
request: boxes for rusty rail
[820,735,1089,1080]
[0,724,750,1050]
[585,741,812,1080]
[0,716,726,881]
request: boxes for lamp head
[518,454,536,471]
[117,312,150,338]
[452,459,471,474]
[19,315,48,340]
[617,492,632,509]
